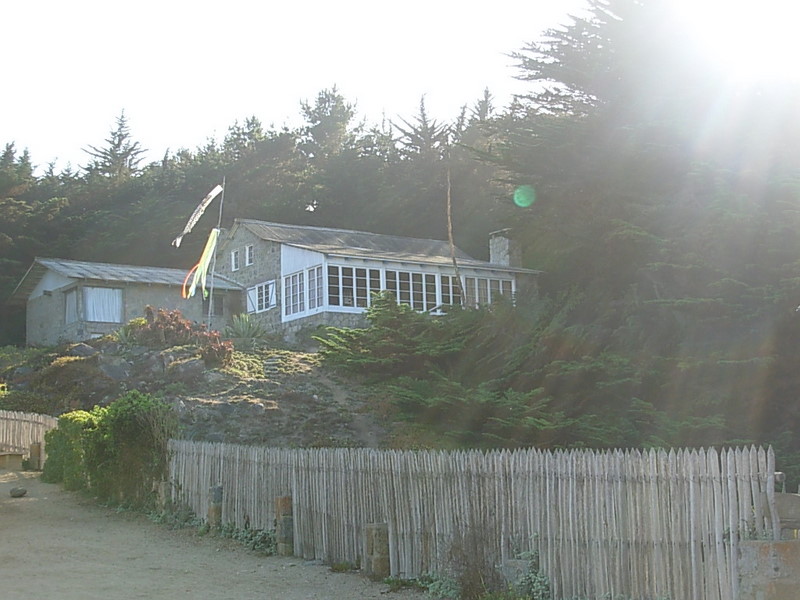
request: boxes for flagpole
[206,176,226,328]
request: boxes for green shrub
[217,521,276,555]
[0,389,58,414]
[224,313,267,340]
[112,318,147,347]
[41,408,104,489]
[42,391,177,508]
[84,391,177,507]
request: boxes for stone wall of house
[216,229,284,333]
[281,311,369,344]
[25,282,237,346]
[122,284,234,328]
[26,289,68,346]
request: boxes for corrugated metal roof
[236,220,539,272]
[8,257,242,305]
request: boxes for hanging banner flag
[171,184,224,247]
[183,228,221,299]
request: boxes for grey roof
[235,219,539,273]
[8,257,242,305]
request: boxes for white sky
[3,0,588,172]
[7,1,799,174]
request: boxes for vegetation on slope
[3,0,800,482]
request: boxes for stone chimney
[489,229,521,267]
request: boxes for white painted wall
[30,271,73,299]
[280,245,324,275]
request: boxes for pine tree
[84,111,146,182]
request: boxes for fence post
[363,523,390,580]
[275,495,293,556]
[208,485,223,528]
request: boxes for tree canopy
[3,0,800,476]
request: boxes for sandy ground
[0,470,425,600]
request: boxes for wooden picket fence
[0,409,58,457]
[168,441,779,600]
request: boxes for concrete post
[738,540,800,600]
[208,485,223,528]
[28,442,42,471]
[154,480,171,511]
[363,523,390,580]
[737,492,800,599]
[275,495,294,556]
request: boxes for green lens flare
[513,185,536,208]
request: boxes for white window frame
[384,269,438,312]
[245,244,255,266]
[461,276,514,307]
[283,271,305,316]
[65,288,78,324]
[307,265,324,310]
[231,249,241,272]
[246,280,276,313]
[328,265,381,309]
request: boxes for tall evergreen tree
[84,111,146,182]
[299,87,358,160]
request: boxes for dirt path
[1,470,425,600]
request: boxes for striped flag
[171,184,223,248]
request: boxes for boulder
[167,358,206,383]
[97,355,132,380]
[68,343,99,357]
[9,487,27,498]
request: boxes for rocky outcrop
[5,342,390,449]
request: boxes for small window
[83,287,123,323]
[231,249,241,271]
[245,244,255,266]
[246,281,276,313]
[202,294,224,317]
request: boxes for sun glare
[673,0,800,82]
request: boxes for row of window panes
[328,266,381,307]
[328,267,509,311]
[283,265,512,317]
[462,277,513,307]
[384,270,438,311]
[231,245,255,271]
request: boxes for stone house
[9,257,241,346]
[215,219,540,341]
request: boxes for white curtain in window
[83,287,122,322]
[64,289,78,324]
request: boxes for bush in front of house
[122,307,233,367]
[41,391,177,508]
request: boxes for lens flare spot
[513,185,536,208]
